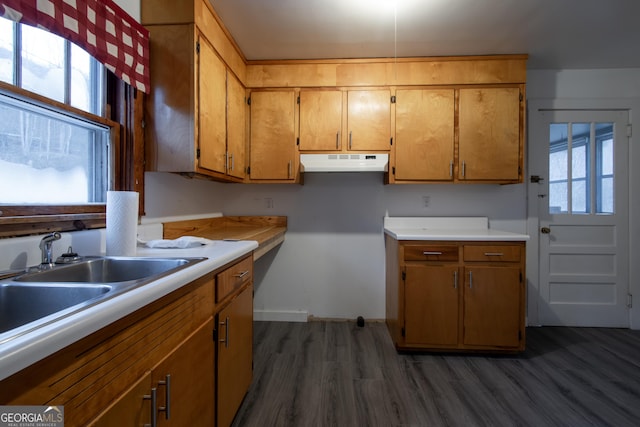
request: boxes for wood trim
[246,55,528,88]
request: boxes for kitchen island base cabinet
[386,236,526,353]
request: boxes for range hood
[300,153,388,173]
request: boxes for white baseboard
[253,310,309,322]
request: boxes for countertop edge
[0,240,258,381]
[384,228,530,241]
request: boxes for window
[548,122,614,214]
[0,16,112,206]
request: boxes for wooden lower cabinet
[404,265,459,347]
[386,236,526,352]
[91,318,215,426]
[0,255,255,427]
[216,284,253,427]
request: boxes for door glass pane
[549,123,568,213]
[21,24,65,102]
[0,17,14,84]
[549,121,616,216]
[596,122,614,214]
[571,123,589,213]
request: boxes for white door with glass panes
[531,109,629,327]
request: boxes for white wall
[526,68,640,329]
[112,0,140,22]
[145,172,527,320]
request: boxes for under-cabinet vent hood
[300,154,388,173]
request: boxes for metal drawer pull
[233,270,249,279]
[423,251,443,256]
[158,374,171,420]
[220,316,230,348]
[484,252,504,256]
[143,388,157,427]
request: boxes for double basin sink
[0,256,206,342]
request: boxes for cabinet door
[153,318,215,427]
[458,87,521,181]
[197,34,227,174]
[227,71,246,179]
[347,90,391,151]
[217,284,253,427]
[90,372,152,427]
[299,90,343,151]
[249,90,297,180]
[395,89,455,180]
[463,266,522,348]
[404,265,459,346]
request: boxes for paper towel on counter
[140,236,215,249]
[106,191,139,256]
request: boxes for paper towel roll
[106,191,139,256]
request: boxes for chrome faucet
[39,232,61,268]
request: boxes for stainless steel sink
[0,256,206,342]
[0,283,111,334]
[14,257,197,283]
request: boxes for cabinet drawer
[403,245,458,262]
[216,256,253,302]
[463,245,521,262]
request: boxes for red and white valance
[0,0,150,93]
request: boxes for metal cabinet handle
[143,388,157,427]
[288,161,292,178]
[158,374,171,420]
[449,160,453,177]
[423,251,443,256]
[469,271,473,289]
[233,270,249,279]
[229,153,234,171]
[349,131,353,149]
[484,252,504,256]
[462,161,466,178]
[220,316,230,348]
[336,131,340,149]
[454,270,458,289]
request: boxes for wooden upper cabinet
[395,89,455,181]
[197,34,227,175]
[299,90,343,151]
[142,0,246,182]
[458,87,522,182]
[249,90,297,180]
[347,90,391,151]
[227,72,246,179]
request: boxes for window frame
[0,76,144,239]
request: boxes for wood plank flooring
[231,321,640,427]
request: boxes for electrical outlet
[265,197,274,209]
[422,195,430,208]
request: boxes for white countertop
[0,240,258,381]
[383,217,529,241]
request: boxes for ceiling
[208,0,640,69]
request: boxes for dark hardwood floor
[231,321,640,427]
